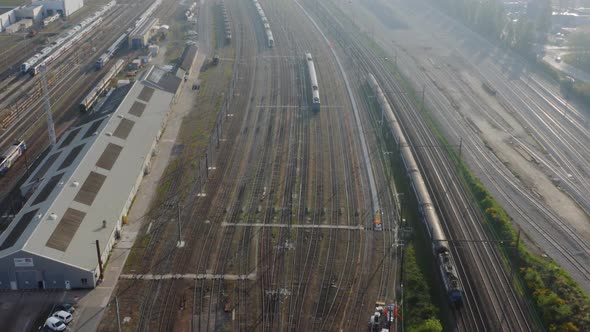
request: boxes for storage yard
[0,0,589,331]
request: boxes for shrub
[404,246,441,330]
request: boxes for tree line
[430,0,551,56]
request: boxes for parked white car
[45,317,66,331]
[52,310,73,324]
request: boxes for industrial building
[15,5,44,22]
[33,0,83,17]
[3,18,32,34]
[1,0,80,32]
[0,5,42,32]
[0,66,181,290]
[129,17,159,48]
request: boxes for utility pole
[421,85,426,112]
[40,64,56,145]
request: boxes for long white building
[0,66,181,290]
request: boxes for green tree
[527,0,551,36]
[409,318,443,332]
[404,246,439,329]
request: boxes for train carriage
[305,52,320,111]
[0,141,26,176]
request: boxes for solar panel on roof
[32,173,64,205]
[96,143,123,170]
[129,101,146,117]
[58,144,85,170]
[0,209,39,250]
[137,86,155,102]
[30,152,61,182]
[59,128,82,149]
[74,171,106,206]
[45,208,86,252]
[84,118,105,139]
[113,118,135,140]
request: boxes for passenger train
[368,73,463,305]
[305,52,320,111]
[96,33,128,69]
[0,141,26,176]
[21,1,116,74]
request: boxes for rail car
[21,1,116,74]
[266,30,274,48]
[30,18,104,76]
[305,52,320,111]
[132,0,162,31]
[42,13,61,26]
[374,211,383,231]
[0,141,26,176]
[252,0,274,48]
[80,59,125,112]
[96,33,128,69]
[368,73,463,305]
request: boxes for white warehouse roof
[0,66,180,272]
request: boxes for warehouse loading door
[0,272,11,290]
[16,270,37,289]
[44,272,65,289]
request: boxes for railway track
[431,62,590,282]
[391,26,590,291]
[108,0,243,330]
[302,0,538,330]
[401,0,590,291]
[101,0,399,329]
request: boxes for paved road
[542,47,590,83]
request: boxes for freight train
[368,73,463,305]
[0,141,26,176]
[305,52,320,111]
[252,0,273,47]
[80,59,125,112]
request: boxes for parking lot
[0,290,83,331]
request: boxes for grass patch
[124,234,152,270]
[404,246,443,332]
[0,0,23,6]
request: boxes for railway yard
[0,0,589,331]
